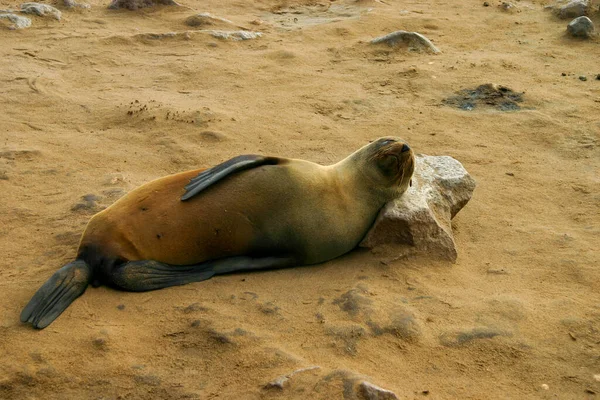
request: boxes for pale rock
[209,30,262,40]
[358,381,399,400]
[0,13,31,29]
[557,0,588,19]
[371,30,440,53]
[185,12,235,28]
[63,0,91,9]
[361,154,476,262]
[567,16,594,38]
[264,366,321,390]
[500,1,518,12]
[20,3,61,20]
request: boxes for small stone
[541,384,549,390]
[594,374,600,381]
[20,3,61,20]
[567,16,594,38]
[0,13,31,29]
[561,72,567,76]
[483,1,489,6]
[264,366,321,390]
[63,0,91,9]
[579,75,587,81]
[371,30,441,53]
[557,0,589,19]
[500,2,517,11]
[116,304,125,310]
[596,74,600,80]
[108,0,180,10]
[359,381,399,400]
[93,337,108,350]
[209,30,262,40]
[185,12,234,28]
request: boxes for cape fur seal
[21,137,415,329]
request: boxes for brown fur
[79,137,414,267]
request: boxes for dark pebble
[483,1,489,6]
[596,74,600,80]
[117,304,125,310]
[561,72,567,76]
[93,338,107,349]
[579,76,587,81]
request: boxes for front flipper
[181,155,281,201]
[21,260,92,329]
[109,256,297,292]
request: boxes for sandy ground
[1,0,599,398]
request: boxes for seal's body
[21,137,415,329]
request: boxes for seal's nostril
[401,144,410,153]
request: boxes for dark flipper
[181,154,281,201]
[21,260,92,329]
[109,256,297,292]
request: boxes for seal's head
[358,136,415,199]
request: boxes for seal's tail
[20,260,92,329]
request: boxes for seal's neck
[331,154,396,205]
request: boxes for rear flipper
[110,256,297,292]
[21,260,92,329]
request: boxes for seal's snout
[401,144,410,153]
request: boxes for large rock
[358,381,399,400]
[557,0,588,19]
[20,3,61,20]
[0,13,31,29]
[371,30,440,53]
[361,154,476,261]
[567,16,594,38]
